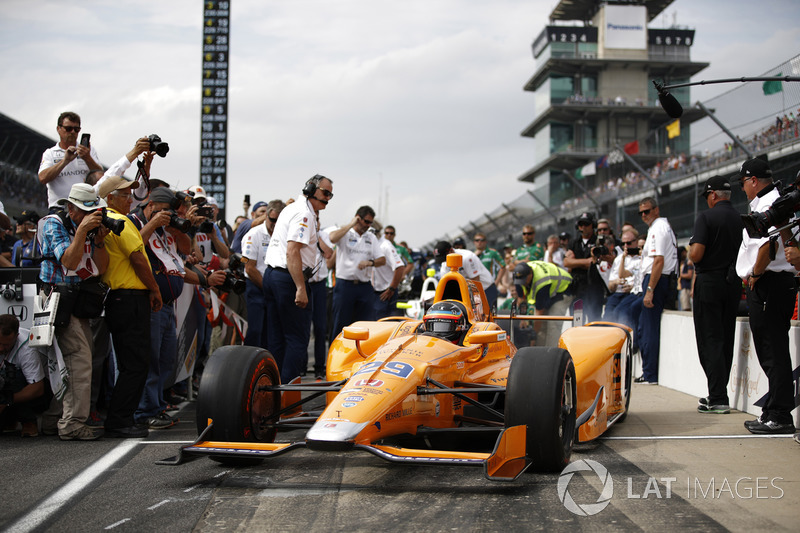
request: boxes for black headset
[302,174,326,198]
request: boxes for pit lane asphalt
[2,383,798,533]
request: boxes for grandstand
[0,113,52,217]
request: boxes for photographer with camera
[11,210,41,267]
[128,187,199,429]
[734,158,797,434]
[688,176,743,415]
[563,212,612,322]
[38,183,109,440]
[603,229,641,324]
[97,180,163,437]
[0,314,47,437]
[265,174,334,382]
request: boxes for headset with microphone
[302,174,328,202]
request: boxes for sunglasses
[577,221,591,227]
[522,231,534,236]
[362,218,374,225]
[60,125,81,133]
[598,227,610,232]
[72,197,100,208]
[638,208,652,216]
[474,238,486,242]
[739,176,755,187]
[384,231,395,235]
[622,240,635,245]
[318,188,334,199]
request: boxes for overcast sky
[2,0,799,248]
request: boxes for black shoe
[634,376,657,385]
[744,416,765,430]
[697,403,730,414]
[698,396,709,406]
[105,425,149,438]
[745,419,795,435]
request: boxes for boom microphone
[653,81,683,118]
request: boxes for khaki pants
[538,295,574,348]
[45,315,94,435]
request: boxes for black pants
[745,271,797,424]
[692,271,740,404]
[104,290,151,429]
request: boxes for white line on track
[602,434,794,440]
[5,439,140,533]
[104,518,131,529]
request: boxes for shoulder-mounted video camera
[742,179,800,238]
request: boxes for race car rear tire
[505,346,576,472]
[196,346,281,465]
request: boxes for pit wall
[657,310,800,427]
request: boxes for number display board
[201,1,230,220]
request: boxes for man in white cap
[38,183,110,440]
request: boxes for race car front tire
[196,346,281,464]
[505,346,576,472]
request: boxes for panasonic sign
[604,4,647,50]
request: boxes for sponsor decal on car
[342,403,357,408]
[344,396,364,402]
[354,379,384,387]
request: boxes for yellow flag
[666,119,680,139]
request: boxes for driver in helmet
[422,301,469,344]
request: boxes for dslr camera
[88,208,125,238]
[741,178,800,238]
[217,253,247,294]
[168,211,191,233]
[591,235,614,258]
[148,134,170,158]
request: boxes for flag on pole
[596,155,608,168]
[580,160,596,177]
[763,73,783,96]
[666,119,680,139]
[624,140,639,155]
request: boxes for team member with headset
[264,174,334,383]
[735,158,797,434]
[563,212,611,323]
[688,176,742,415]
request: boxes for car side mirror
[343,326,370,358]
[466,330,507,345]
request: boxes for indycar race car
[162,254,633,481]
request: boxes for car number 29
[354,360,414,379]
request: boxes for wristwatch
[646,286,654,292]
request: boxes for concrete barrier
[658,310,800,426]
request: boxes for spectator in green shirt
[514,224,544,265]
[473,232,506,289]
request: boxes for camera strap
[133,159,151,202]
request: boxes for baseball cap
[150,177,170,188]
[206,196,218,207]
[434,241,452,259]
[186,185,207,199]
[57,183,106,211]
[15,210,40,225]
[251,201,268,213]
[513,262,533,281]
[148,187,177,204]
[700,176,731,197]
[577,212,594,224]
[453,237,466,248]
[739,158,772,180]
[559,231,570,240]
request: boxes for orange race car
[162,254,633,481]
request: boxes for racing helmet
[423,301,469,343]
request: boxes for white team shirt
[310,227,334,283]
[372,237,404,291]
[40,143,101,207]
[609,253,641,294]
[334,228,384,282]
[242,222,271,279]
[265,195,319,270]
[5,329,45,384]
[736,187,795,278]
[641,217,678,276]
[439,249,495,288]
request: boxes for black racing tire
[196,346,281,465]
[505,346,576,472]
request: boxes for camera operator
[128,187,222,429]
[563,212,612,322]
[100,181,162,437]
[0,314,47,437]
[688,176,742,415]
[735,158,797,434]
[38,183,109,441]
[603,229,640,324]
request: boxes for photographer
[128,187,210,430]
[186,188,230,264]
[38,183,109,441]
[603,229,640,324]
[563,212,613,322]
[735,158,797,434]
[0,314,47,438]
